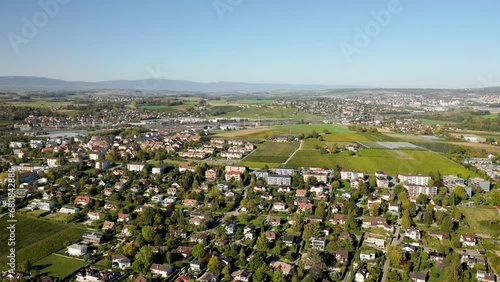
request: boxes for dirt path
[283,140,303,164]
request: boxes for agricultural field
[138,105,180,113]
[217,106,319,120]
[33,254,87,279]
[410,142,457,152]
[481,113,499,119]
[420,119,459,125]
[244,141,299,164]
[285,148,479,176]
[0,214,85,270]
[456,205,500,238]
[358,142,422,149]
[208,99,275,106]
[221,124,398,142]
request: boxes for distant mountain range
[0,76,369,92]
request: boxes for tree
[453,186,468,201]
[192,243,205,259]
[272,268,285,282]
[440,216,454,233]
[271,240,283,257]
[388,245,404,266]
[491,189,500,205]
[253,265,268,282]
[208,256,222,273]
[132,246,154,274]
[306,176,318,187]
[141,226,155,242]
[18,260,32,273]
[401,210,412,229]
[304,249,326,279]
[423,207,434,227]
[444,262,462,282]
[256,233,269,252]
[303,221,321,239]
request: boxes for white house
[112,255,131,269]
[67,244,88,256]
[59,206,80,214]
[360,252,376,261]
[126,162,146,172]
[150,263,174,277]
[405,227,421,240]
[355,268,370,282]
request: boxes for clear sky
[1,0,499,88]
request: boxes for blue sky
[1,0,499,88]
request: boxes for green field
[481,113,499,119]
[420,119,459,125]
[139,105,180,112]
[0,214,85,270]
[410,142,457,152]
[34,254,87,279]
[237,161,282,169]
[285,149,479,176]
[244,141,299,163]
[217,106,318,119]
[456,206,500,237]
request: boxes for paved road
[381,224,401,282]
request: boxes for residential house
[354,268,370,282]
[398,174,431,185]
[82,232,104,244]
[360,251,376,261]
[112,254,131,269]
[74,196,91,206]
[272,202,287,211]
[331,250,349,264]
[405,227,421,240]
[189,260,204,272]
[232,270,252,282]
[126,162,146,172]
[270,261,294,275]
[311,237,327,251]
[67,244,88,256]
[460,234,477,247]
[150,263,174,277]
[410,271,428,282]
[198,272,220,282]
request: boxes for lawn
[33,254,87,279]
[244,141,299,163]
[0,214,86,270]
[456,206,500,237]
[285,149,479,176]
